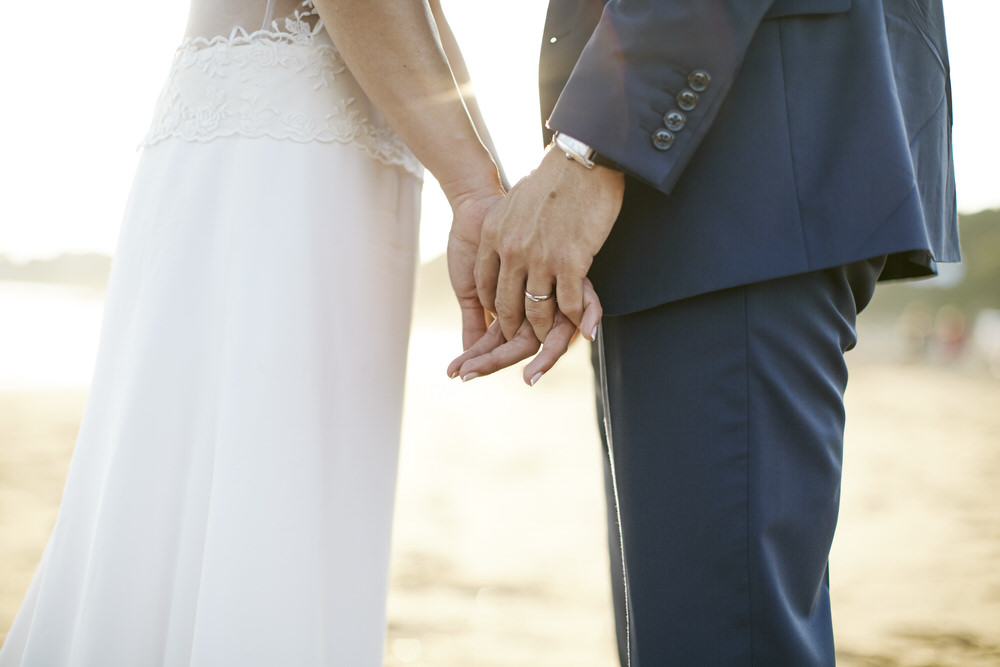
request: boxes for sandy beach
[1,296,998,665]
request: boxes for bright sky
[0,1,996,263]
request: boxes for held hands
[447,145,625,385]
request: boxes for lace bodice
[141,1,421,177]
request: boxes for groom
[451,0,958,664]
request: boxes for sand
[2,331,998,666]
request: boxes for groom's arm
[463,0,789,370]
[547,0,782,194]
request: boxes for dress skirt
[0,14,421,666]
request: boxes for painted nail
[450,370,460,379]
[529,372,543,386]
[590,325,598,341]
[462,372,480,382]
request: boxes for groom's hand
[475,145,624,345]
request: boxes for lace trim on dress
[141,2,422,177]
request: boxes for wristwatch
[553,131,598,169]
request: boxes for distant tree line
[867,208,1000,320]
[1,209,997,310]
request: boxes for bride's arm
[427,0,509,190]
[311,0,503,348]
[311,0,502,203]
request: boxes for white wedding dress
[0,1,421,664]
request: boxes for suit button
[688,70,711,92]
[651,128,675,151]
[663,110,686,132]
[676,89,699,111]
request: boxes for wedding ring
[525,290,555,303]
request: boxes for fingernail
[590,325,598,341]
[529,372,543,386]
[450,370,460,379]
[462,372,479,382]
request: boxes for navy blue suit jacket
[540,0,959,315]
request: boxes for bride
[0,1,513,664]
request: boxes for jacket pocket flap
[764,0,852,20]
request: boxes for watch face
[556,133,595,161]
[555,135,596,169]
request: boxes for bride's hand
[446,277,603,385]
[446,186,505,351]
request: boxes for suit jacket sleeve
[547,0,784,194]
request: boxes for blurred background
[1,1,998,665]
